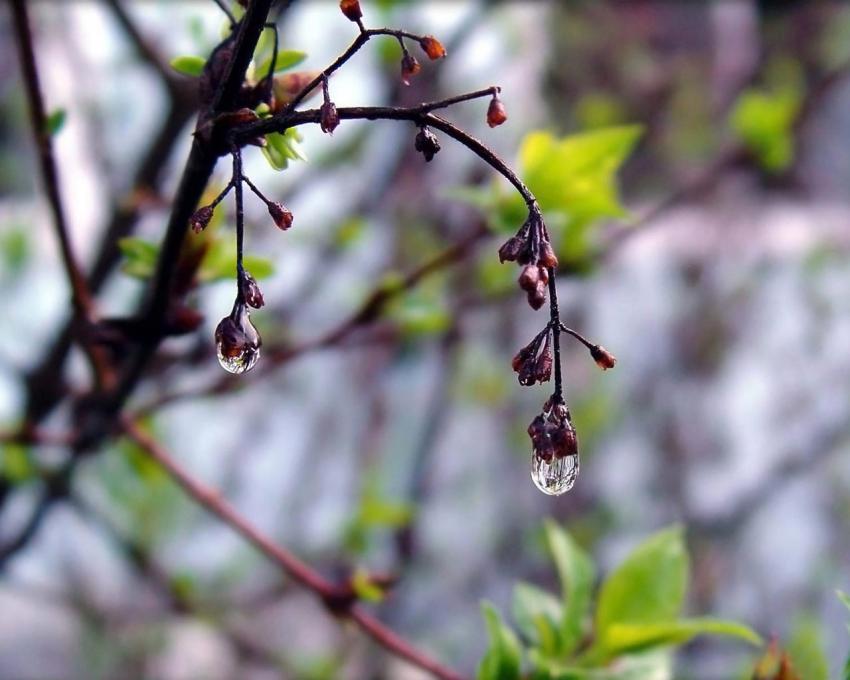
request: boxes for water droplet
[215,304,261,374]
[531,451,579,496]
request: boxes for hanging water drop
[215,302,261,374]
[531,451,579,496]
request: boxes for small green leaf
[1,445,34,483]
[45,108,66,136]
[786,618,829,680]
[730,86,801,172]
[595,526,688,649]
[529,648,673,680]
[543,520,595,655]
[518,125,642,259]
[351,568,385,603]
[601,618,762,656]
[170,55,206,77]
[262,129,307,170]
[1,227,30,274]
[118,237,159,279]
[256,49,307,76]
[512,582,563,656]
[477,601,522,680]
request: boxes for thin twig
[120,418,467,680]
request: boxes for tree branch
[120,418,467,680]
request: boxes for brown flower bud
[550,421,578,459]
[534,345,552,383]
[419,36,447,60]
[498,236,523,263]
[271,71,322,111]
[538,240,558,269]
[339,0,363,22]
[487,96,508,128]
[518,264,540,292]
[268,202,293,230]
[590,345,617,370]
[527,283,547,310]
[511,342,536,373]
[400,52,421,86]
[320,101,340,134]
[414,127,440,162]
[240,272,265,309]
[189,205,214,233]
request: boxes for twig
[120,418,467,680]
[10,0,94,322]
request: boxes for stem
[231,146,245,289]
[121,418,467,680]
[558,324,596,352]
[242,174,273,207]
[547,269,563,403]
[10,0,94,321]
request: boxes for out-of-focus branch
[121,418,467,680]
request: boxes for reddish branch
[121,418,467,680]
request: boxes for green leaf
[730,87,801,172]
[351,568,386,603]
[512,582,563,655]
[256,49,307,76]
[45,108,66,136]
[1,445,34,483]
[262,129,307,170]
[601,618,761,656]
[477,601,522,680]
[170,55,206,77]
[198,237,275,282]
[786,618,829,680]
[543,520,595,655]
[594,526,688,651]
[518,125,642,259]
[118,237,159,279]
[530,648,673,680]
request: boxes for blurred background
[1,1,850,678]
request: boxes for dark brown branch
[121,418,467,680]
[10,0,94,322]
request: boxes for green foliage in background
[476,522,761,680]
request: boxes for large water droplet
[531,452,579,496]
[215,304,261,374]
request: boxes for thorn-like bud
[189,205,214,233]
[590,345,617,370]
[419,36,447,60]
[268,202,293,230]
[414,127,441,162]
[401,51,421,86]
[339,0,363,22]
[240,272,265,309]
[320,101,340,134]
[487,95,508,128]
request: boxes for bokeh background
[1,1,850,678]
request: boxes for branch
[120,418,467,680]
[10,0,94,322]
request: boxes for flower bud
[487,96,508,128]
[339,0,363,22]
[498,236,523,263]
[534,345,552,383]
[189,205,214,234]
[215,303,262,374]
[240,272,265,309]
[268,202,293,230]
[590,345,617,370]
[419,36,447,60]
[527,283,547,310]
[401,52,421,86]
[518,264,540,292]
[320,101,340,134]
[538,240,558,269]
[414,127,440,162]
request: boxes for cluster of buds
[498,209,557,309]
[528,399,578,464]
[414,126,441,162]
[512,327,552,386]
